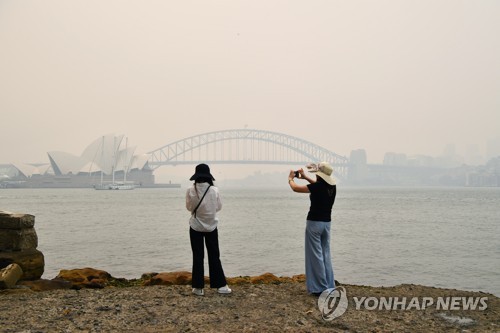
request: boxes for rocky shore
[0,268,498,333]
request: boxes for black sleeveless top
[306,180,336,222]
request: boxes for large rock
[0,228,38,251]
[0,212,35,229]
[0,249,44,280]
[0,263,23,289]
[18,278,72,292]
[56,268,112,289]
[142,271,193,286]
[0,211,44,280]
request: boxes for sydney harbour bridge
[147,129,350,180]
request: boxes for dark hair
[316,175,328,185]
[195,176,214,186]
[316,175,335,188]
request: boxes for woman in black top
[288,162,336,295]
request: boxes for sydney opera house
[0,135,158,188]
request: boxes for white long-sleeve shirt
[185,182,222,232]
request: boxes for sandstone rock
[0,263,23,289]
[142,271,192,286]
[141,272,159,280]
[0,249,44,280]
[0,211,44,280]
[56,268,112,289]
[18,278,72,292]
[250,272,280,284]
[0,227,38,251]
[226,276,252,285]
[277,276,294,283]
[292,274,306,283]
[0,211,35,230]
[140,272,298,286]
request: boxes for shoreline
[36,270,500,298]
[1,269,499,332]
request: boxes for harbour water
[1,186,498,296]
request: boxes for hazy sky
[1,1,499,180]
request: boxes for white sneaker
[217,285,232,294]
[192,288,204,296]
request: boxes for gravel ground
[0,282,498,332]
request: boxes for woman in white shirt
[186,163,231,296]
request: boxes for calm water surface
[1,186,498,296]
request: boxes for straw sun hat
[306,162,336,185]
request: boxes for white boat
[95,183,135,190]
[109,183,135,190]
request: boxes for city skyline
[1,1,499,173]
[2,128,499,185]
[4,127,499,163]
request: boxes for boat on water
[94,182,136,190]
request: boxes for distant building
[466,157,500,187]
[0,135,156,188]
[383,152,407,166]
[47,134,149,176]
[349,149,367,165]
[348,149,369,183]
[407,155,435,167]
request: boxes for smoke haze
[1,1,499,181]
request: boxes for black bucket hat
[189,163,215,181]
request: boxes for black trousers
[189,227,227,289]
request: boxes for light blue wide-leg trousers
[305,220,335,294]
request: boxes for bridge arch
[147,129,349,180]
